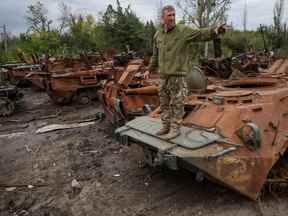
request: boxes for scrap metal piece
[35,121,96,134]
[0,85,22,117]
[99,59,160,123]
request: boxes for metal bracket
[154,150,178,170]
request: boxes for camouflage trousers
[159,75,188,130]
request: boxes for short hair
[161,5,175,16]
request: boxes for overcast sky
[1,0,288,35]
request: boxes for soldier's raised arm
[183,24,228,43]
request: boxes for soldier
[144,5,227,140]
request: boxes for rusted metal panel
[118,60,144,87]
[41,59,117,105]
[1,64,42,87]
[100,59,160,123]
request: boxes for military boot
[155,124,170,136]
[164,126,180,140]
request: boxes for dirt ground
[0,88,288,216]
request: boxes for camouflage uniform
[159,76,188,131]
[148,24,216,135]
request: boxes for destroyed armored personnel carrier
[44,64,116,105]
[117,59,288,200]
[98,59,160,123]
[0,63,42,87]
[0,84,22,116]
[26,57,117,105]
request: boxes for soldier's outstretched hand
[215,24,230,35]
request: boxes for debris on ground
[1,66,288,216]
[0,132,25,139]
[35,121,96,134]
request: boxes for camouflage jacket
[148,24,216,77]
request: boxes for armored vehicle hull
[117,60,288,200]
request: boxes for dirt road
[0,88,287,216]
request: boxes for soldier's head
[161,5,176,30]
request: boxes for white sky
[0,0,288,34]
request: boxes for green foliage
[64,14,100,53]
[143,21,157,55]
[222,31,253,55]
[2,0,287,64]
[1,0,157,62]
[26,31,61,55]
[262,24,288,56]
[0,50,6,63]
[101,1,150,52]
[220,26,288,57]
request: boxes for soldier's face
[162,10,176,29]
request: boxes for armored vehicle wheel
[0,98,15,116]
[49,94,73,105]
[8,76,20,86]
[77,92,91,105]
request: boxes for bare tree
[58,2,72,34]
[243,0,247,32]
[155,0,165,26]
[26,1,52,33]
[0,25,8,54]
[274,0,285,33]
[176,0,231,57]
[176,0,231,28]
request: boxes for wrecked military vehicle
[44,64,116,105]
[116,59,288,200]
[25,56,117,105]
[1,63,42,87]
[98,59,160,124]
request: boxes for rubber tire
[0,98,15,116]
[77,92,91,105]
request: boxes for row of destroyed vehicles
[1,47,288,201]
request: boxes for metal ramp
[116,116,221,150]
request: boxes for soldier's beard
[164,23,175,32]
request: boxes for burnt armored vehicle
[98,59,160,124]
[117,59,288,200]
[1,63,42,87]
[0,84,22,116]
[25,57,118,105]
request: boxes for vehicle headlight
[237,123,261,151]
